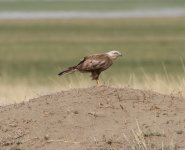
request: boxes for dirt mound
[0,86,185,150]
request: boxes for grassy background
[0,18,185,85]
[0,0,185,103]
[0,0,185,11]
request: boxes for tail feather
[58,66,77,76]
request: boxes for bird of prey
[58,50,122,85]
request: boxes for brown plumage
[58,50,122,85]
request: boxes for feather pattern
[76,54,113,72]
[58,51,122,81]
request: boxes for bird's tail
[58,66,77,76]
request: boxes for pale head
[106,50,122,60]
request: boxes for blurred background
[0,0,185,104]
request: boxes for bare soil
[0,86,185,150]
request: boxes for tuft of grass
[123,121,178,150]
[175,130,184,135]
[158,144,179,150]
[143,132,165,137]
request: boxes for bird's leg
[96,79,100,86]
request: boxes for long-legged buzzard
[58,50,122,85]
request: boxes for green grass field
[0,0,185,11]
[0,17,185,103]
[0,18,185,83]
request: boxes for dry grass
[0,73,184,106]
[123,121,179,150]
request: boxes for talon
[96,79,100,86]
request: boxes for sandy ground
[0,86,185,150]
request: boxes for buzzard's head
[106,50,122,60]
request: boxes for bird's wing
[76,54,113,71]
